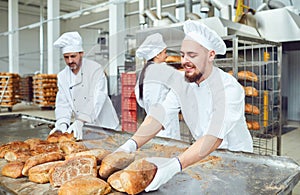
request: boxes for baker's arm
[145,134,222,192]
[179,135,222,169]
[116,116,162,153]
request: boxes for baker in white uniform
[134,33,181,140]
[116,20,253,192]
[49,31,120,140]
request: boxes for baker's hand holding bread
[145,157,182,192]
[115,20,253,192]
[66,120,84,140]
[114,139,137,153]
[49,123,68,135]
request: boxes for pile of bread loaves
[228,70,261,131]
[0,131,157,195]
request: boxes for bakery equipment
[0,114,299,195]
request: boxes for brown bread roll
[99,151,135,179]
[28,161,64,184]
[59,141,87,155]
[245,103,260,115]
[47,131,75,143]
[22,152,64,176]
[58,176,111,195]
[107,158,157,194]
[65,148,110,165]
[1,161,24,178]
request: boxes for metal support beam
[47,0,60,74]
[8,0,19,73]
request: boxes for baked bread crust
[28,161,64,184]
[22,152,64,176]
[108,158,157,194]
[245,103,260,115]
[49,155,97,187]
[58,176,111,195]
[99,151,135,179]
[1,161,24,178]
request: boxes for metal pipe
[184,0,193,20]
[139,0,145,27]
[156,0,162,19]
[39,0,44,74]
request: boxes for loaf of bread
[58,176,111,195]
[0,141,30,158]
[228,70,258,82]
[108,158,157,194]
[47,131,75,143]
[49,155,97,187]
[59,141,87,155]
[30,142,60,156]
[165,55,181,63]
[107,171,125,192]
[246,121,260,130]
[99,151,135,179]
[24,138,50,150]
[4,150,31,162]
[243,86,259,97]
[245,103,260,115]
[65,148,110,165]
[28,161,64,184]
[22,151,64,176]
[1,161,24,178]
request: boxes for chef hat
[53,31,84,54]
[136,33,167,61]
[183,20,226,55]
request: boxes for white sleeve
[148,89,180,129]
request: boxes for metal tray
[0,115,299,195]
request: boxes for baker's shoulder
[83,58,104,70]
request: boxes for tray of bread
[0,114,299,195]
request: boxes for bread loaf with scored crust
[49,155,97,187]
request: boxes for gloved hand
[114,139,137,153]
[49,123,68,135]
[145,157,182,192]
[66,120,84,140]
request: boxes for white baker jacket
[55,58,120,130]
[149,66,253,153]
[135,62,181,140]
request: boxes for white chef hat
[183,20,226,55]
[53,31,84,54]
[136,33,167,61]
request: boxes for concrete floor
[1,102,300,194]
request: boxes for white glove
[115,139,137,153]
[49,123,68,135]
[145,157,182,192]
[66,120,84,140]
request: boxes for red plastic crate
[121,110,137,122]
[122,97,137,111]
[122,121,137,132]
[121,73,136,86]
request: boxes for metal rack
[215,35,282,155]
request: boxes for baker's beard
[69,63,79,70]
[185,71,203,83]
[183,63,203,83]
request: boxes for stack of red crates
[121,72,137,132]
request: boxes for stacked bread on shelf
[228,70,261,131]
[0,72,20,108]
[32,74,58,107]
[0,131,158,195]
